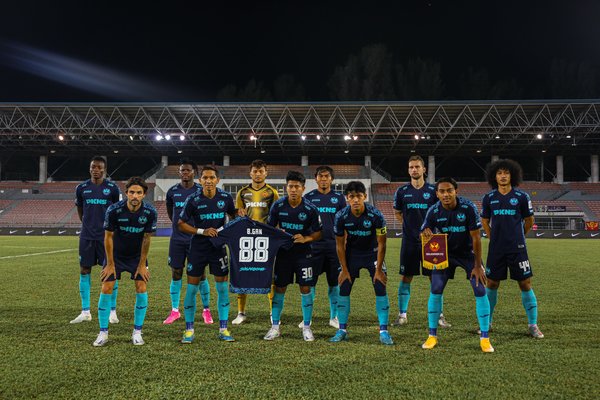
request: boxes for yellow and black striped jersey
[235,184,280,223]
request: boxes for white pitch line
[0,248,76,260]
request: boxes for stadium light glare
[58,135,64,141]
[476,149,482,153]
[410,149,415,153]
[156,134,163,141]
[344,135,351,141]
[420,135,426,140]
[177,150,183,154]
[566,135,572,139]
[179,135,185,141]
[536,133,543,139]
[301,135,306,141]
[165,134,171,141]
[113,150,119,154]
[414,134,419,140]
[129,135,134,141]
[316,135,321,140]
[344,149,349,154]
[495,134,500,139]
[50,150,56,153]
[260,149,266,154]
[250,135,257,141]
[542,149,547,153]
[352,135,358,141]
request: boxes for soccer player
[178,166,237,343]
[481,159,543,339]
[420,177,493,353]
[264,170,323,341]
[162,160,210,325]
[93,177,157,346]
[302,166,346,329]
[330,181,394,345]
[71,156,120,324]
[233,159,280,325]
[393,155,450,327]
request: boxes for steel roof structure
[1,101,599,156]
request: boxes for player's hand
[373,269,387,286]
[135,266,150,282]
[203,227,219,237]
[237,208,247,217]
[292,234,307,243]
[100,264,116,282]
[470,265,487,287]
[421,228,433,243]
[338,269,352,286]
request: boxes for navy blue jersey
[210,217,294,294]
[334,204,387,258]
[166,182,202,242]
[179,189,236,249]
[267,197,323,253]
[421,197,482,258]
[393,183,437,243]
[103,200,157,260]
[481,188,534,254]
[75,179,120,240]
[304,189,346,249]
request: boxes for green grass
[0,237,599,399]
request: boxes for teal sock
[215,281,229,325]
[199,279,210,309]
[79,274,91,311]
[271,292,285,324]
[98,293,111,330]
[475,295,491,333]
[398,281,411,314]
[110,280,119,311]
[184,283,199,325]
[428,293,443,331]
[328,286,339,319]
[521,289,538,325]
[301,292,314,326]
[170,279,182,310]
[440,294,444,314]
[133,292,148,329]
[487,287,498,324]
[375,295,390,329]
[311,286,316,296]
[337,295,350,327]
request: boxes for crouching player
[420,177,493,353]
[93,177,157,346]
[330,181,393,345]
[177,166,237,344]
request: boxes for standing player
[233,159,280,325]
[93,177,157,346]
[162,160,210,325]
[392,155,450,327]
[303,166,346,329]
[330,181,394,345]
[481,159,543,338]
[178,166,237,343]
[71,156,120,324]
[420,177,493,353]
[264,171,323,342]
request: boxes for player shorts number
[301,267,313,279]
[518,260,531,273]
[239,237,270,262]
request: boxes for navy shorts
[168,238,190,270]
[347,254,387,279]
[486,250,533,281]
[399,240,431,277]
[311,246,341,287]
[274,248,315,287]
[187,244,228,277]
[433,256,476,280]
[79,238,105,268]
[102,257,148,281]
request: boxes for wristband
[197,228,205,235]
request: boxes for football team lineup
[65,157,550,353]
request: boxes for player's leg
[422,269,450,349]
[368,262,393,345]
[298,258,316,341]
[508,252,542,338]
[181,253,205,343]
[132,278,148,346]
[199,273,214,324]
[325,251,341,329]
[93,277,116,346]
[298,251,323,329]
[395,241,416,326]
[462,258,494,353]
[164,240,185,324]
[265,260,291,340]
[72,239,96,323]
[211,254,234,341]
[233,294,248,325]
[330,276,353,342]
[485,251,507,327]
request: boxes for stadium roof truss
[1,101,599,156]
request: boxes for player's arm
[523,216,534,235]
[481,218,491,239]
[293,230,322,244]
[469,229,486,286]
[75,186,84,222]
[77,206,83,222]
[374,232,387,285]
[100,231,116,282]
[394,210,403,225]
[134,232,152,282]
[480,195,491,238]
[236,190,247,217]
[336,234,351,285]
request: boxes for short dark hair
[90,156,106,165]
[344,181,366,195]
[200,165,219,177]
[125,176,148,193]
[250,159,267,170]
[435,177,458,191]
[485,159,523,188]
[314,165,335,179]
[286,170,305,185]
[180,159,198,174]
[408,155,425,167]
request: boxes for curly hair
[485,159,523,188]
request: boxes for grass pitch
[0,237,599,399]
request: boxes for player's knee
[135,281,147,293]
[373,280,386,296]
[80,267,91,275]
[300,285,311,294]
[470,278,486,297]
[430,274,446,295]
[518,278,532,291]
[486,279,500,290]
[275,286,287,294]
[171,268,183,281]
[401,275,413,284]
[100,281,114,294]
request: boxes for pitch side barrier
[386,229,600,239]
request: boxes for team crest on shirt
[331,197,339,204]
[457,213,466,222]
[103,188,111,195]
[423,192,431,200]
[138,216,148,224]
[510,198,519,206]
[298,212,307,221]
[217,200,225,209]
[262,190,271,198]
[363,219,372,228]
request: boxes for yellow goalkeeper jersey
[235,184,280,223]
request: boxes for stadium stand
[0,200,74,227]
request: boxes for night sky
[1,0,599,101]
